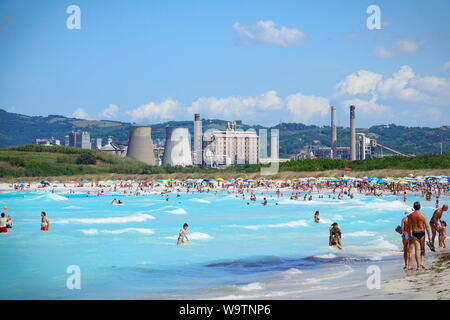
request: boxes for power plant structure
[162,127,193,167]
[193,113,203,166]
[350,105,356,161]
[331,106,337,159]
[126,126,156,165]
[293,104,413,160]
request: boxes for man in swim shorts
[0,212,8,233]
[41,211,50,231]
[177,223,189,245]
[430,204,448,248]
[406,202,431,270]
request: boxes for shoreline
[383,248,450,299]
[1,168,450,183]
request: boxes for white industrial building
[202,121,259,167]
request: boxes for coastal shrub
[75,153,97,165]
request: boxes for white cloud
[128,98,181,122]
[343,98,388,114]
[232,20,306,47]
[71,108,89,119]
[285,94,329,122]
[334,65,450,119]
[99,104,119,119]
[335,70,382,96]
[396,39,422,54]
[374,47,394,58]
[127,91,329,124]
[442,61,450,71]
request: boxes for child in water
[439,221,447,248]
[177,223,190,245]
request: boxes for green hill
[0,109,448,156]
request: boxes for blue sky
[0,0,449,127]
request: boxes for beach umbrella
[228,179,235,182]
[156,179,163,182]
[330,178,339,182]
[217,178,224,181]
[106,179,115,184]
[81,179,88,183]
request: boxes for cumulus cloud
[335,65,450,115]
[71,108,89,119]
[285,94,329,122]
[232,20,306,47]
[99,104,119,119]
[128,98,181,123]
[335,70,382,96]
[127,91,329,124]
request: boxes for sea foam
[54,213,155,224]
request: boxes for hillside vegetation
[1,109,449,156]
[0,145,449,178]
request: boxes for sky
[0,0,449,128]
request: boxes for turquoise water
[0,190,444,299]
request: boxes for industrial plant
[292,105,412,160]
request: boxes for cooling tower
[350,105,356,161]
[163,127,193,166]
[193,114,203,166]
[270,129,279,160]
[331,106,337,159]
[126,126,156,165]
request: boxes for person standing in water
[399,210,412,269]
[0,212,8,233]
[429,204,448,248]
[41,211,50,232]
[177,223,189,245]
[329,223,342,249]
[406,201,432,270]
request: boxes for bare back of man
[407,207,431,270]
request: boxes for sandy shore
[383,248,450,299]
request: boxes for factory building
[202,121,259,167]
[69,130,91,149]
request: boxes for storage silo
[126,126,156,165]
[162,127,193,166]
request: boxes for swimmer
[0,212,8,233]
[6,214,13,228]
[177,223,190,245]
[41,211,50,232]
[314,211,320,223]
[329,223,342,249]
[262,198,268,206]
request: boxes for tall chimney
[350,105,356,161]
[193,114,203,166]
[331,106,337,159]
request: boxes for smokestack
[193,114,203,166]
[350,105,356,161]
[163,127,193,167]
[270,129,279,160]
[331,106,337,159]
[126,126,156,165]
